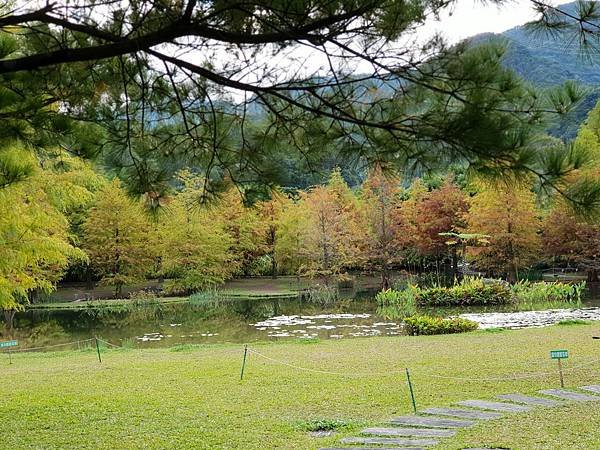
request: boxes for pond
[3,287,600,350]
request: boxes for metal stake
[406,368,417,413]
[557,358,564,388]
[240,344,248,380]
[95,337,102,364]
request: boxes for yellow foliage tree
[0,147,86,311]
[83,179,153,297]
[464,182,542,282]
[301,170,363,284]
[158,171,235,293]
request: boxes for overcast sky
[425,0,554,42]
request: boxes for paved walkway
[319,385,600,449]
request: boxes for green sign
[550,349,568,359]
[0,340,17,348]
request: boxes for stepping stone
[580,385,600,395]
[321,448,426,450]
[421,407,502,420]
[390,416,474,428]
[362,427,456,438]
[497,393,562,407]
[457,400,530,413]
[539,389,600,402]
[341,436,438,447]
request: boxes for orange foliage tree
[464,182,542,283]
[411,178,469,277]
[302,170,363,284]
[360,166,406,289]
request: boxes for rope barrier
[96,339,122,349]
[3,338,599,384]
[245,347,600,382]
[2,338,95,353]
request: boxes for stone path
[456,400,530,413]
[362,428,456,438]
[340,437,438,447]
[319,385,600,450]
[421,407,502,420]
[496,393,561,406]
[539,388,600,402]
[390,416,474,428]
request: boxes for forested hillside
[471,1,600,139]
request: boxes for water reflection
[3,287,600,349]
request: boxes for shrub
[404,315,478,335]
[511,281,585,304]
[296,418,356,432]
[557,319,591,326]
[416,277,512,307]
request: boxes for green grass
[1,324,599,449]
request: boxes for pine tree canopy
[0,0,599,213]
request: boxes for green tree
[0,1,596,212]
[159,201,234,294]
[83,179,153,297]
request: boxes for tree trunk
[507,263,518,284]
[3,310,15,330]
[451,246,459,280]
[587,269,599,283]
[381,265,391,290]
[271,253,277,279]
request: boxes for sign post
[0,340,18,364]
[550,349,568,388]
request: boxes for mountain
[470,1,600,139]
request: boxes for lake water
[3,287,600,350]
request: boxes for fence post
[95,337,102,364]
[240,344,248,380]
[406,368,417,414]
[8,347,11,365]
[557,358,564,388]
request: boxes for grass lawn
[1,323,599,449]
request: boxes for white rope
[247,348,370,377]
[246,347,600,382]
[96,339,122,348]
[3,338,95,353]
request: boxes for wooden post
[95,337,102,364]
[557,358,564,388]
[406,368,417,414]
[240,344,248,380]
[8,347,12,365]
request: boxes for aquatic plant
[404,315,478,335]
[510,281,585,305]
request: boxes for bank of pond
[2,278,600,350]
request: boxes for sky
[424,0,570,42]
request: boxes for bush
[511,281,585,304]
[404,315,478,335]
[416,277,513,307]
[296,418,356,432]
